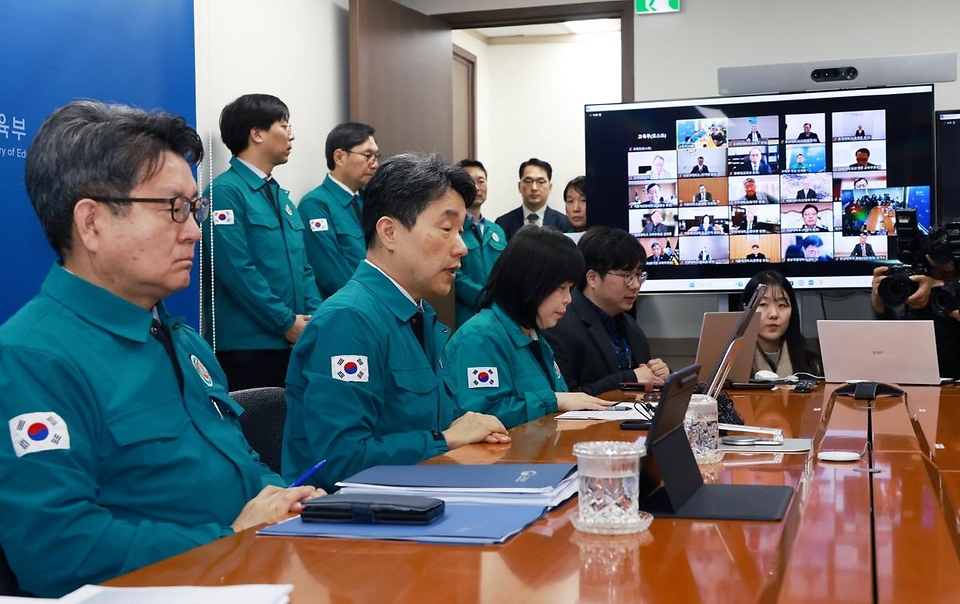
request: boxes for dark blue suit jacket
[495,206,571,241]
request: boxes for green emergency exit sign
[636,0,680,13]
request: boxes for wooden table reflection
[106,384,960,602]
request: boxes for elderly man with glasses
[201,93,322,390]
[0,101,323,597]
[298,121,382,299]
[544,226,669,395]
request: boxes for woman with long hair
[741,270,822,377]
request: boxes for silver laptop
[818,320,940,385]
[695,311,761,385]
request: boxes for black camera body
[877,264,927,307]
[885,209,960,313]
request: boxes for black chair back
[230,387,287,475]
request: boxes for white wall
[195,0,350,202]
[631,0,960,108]
[471,34,621,222]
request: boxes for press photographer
[871,210,960,378]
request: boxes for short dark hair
[856,147,870,156]
[741,270,810,373]
[362,153,475,248]
[801,235,824,248]
[518,158,552,180]
[219,93,289,155]
[563,175,586,201]
[326,122,376,170]
[853,177,869,187]
[25,100,203,258]
[576,227,645,289]
[457,159,487,175]
[481,226,584,329]
[802,203,819,214]
[646,183,660,193]
[744,177,756,184]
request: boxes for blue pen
[287,459,327,488]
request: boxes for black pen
[288,459,327,488]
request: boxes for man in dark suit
[746,244,767,260]
[495,157,571,241]
[850,233,876,257]
[796,122,820,142]
[693,184,713,203]
[647,241,669,262]
[743,147,772,174]
[544,227,668,395]
[642,209,670,235]
[690,156,710,174]
[796,180,818,200]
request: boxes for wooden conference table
[108,385,960,603]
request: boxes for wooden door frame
[452,44,477,159]
[435,1,635,103]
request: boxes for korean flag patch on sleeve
[332,355,369,382]
[212,209,235,225]
[468,367,498,388]
[9,412,70,457]
[310,218,329,232]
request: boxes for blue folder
[257,503,548,545]
[336,463,576,495]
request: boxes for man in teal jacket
[282,153,510,491]
[0,101,320,597]
[202,94,322,390]
[298,122,380,298]
[455,159,506,327]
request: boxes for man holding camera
[871,261,960,378]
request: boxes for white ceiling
[472,18,620,39]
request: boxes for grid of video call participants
[626,110,926,266]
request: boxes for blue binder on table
[257,502,548,545]
[335,463,578,507]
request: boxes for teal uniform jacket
[455,216,506,327]
[298,175,367,299]
[282,261,459,491]
[0,265,283,597]
[442,304,568,429]
[202,157,322,351]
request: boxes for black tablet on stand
[638,363,794,521]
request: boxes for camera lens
[847,67,858,79]
[878,271,919,307]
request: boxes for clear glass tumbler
[684,394,724,465]
[572,441,653,534]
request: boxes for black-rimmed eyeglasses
[93,196,210,225]
[344,150,382,164]
[607,271,648,287]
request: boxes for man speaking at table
[0,101,321,597]
[282,153,510,492]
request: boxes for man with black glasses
[0,101,322,597]
[299,122,381,298]
[545,227,669,395]
[202,94,321,390]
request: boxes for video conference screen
[585,85,935,292]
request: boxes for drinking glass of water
[572,441,652,534]
[684,394,724,465]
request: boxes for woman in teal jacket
[443,227,610,429]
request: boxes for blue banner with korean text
[0,0,197,324]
